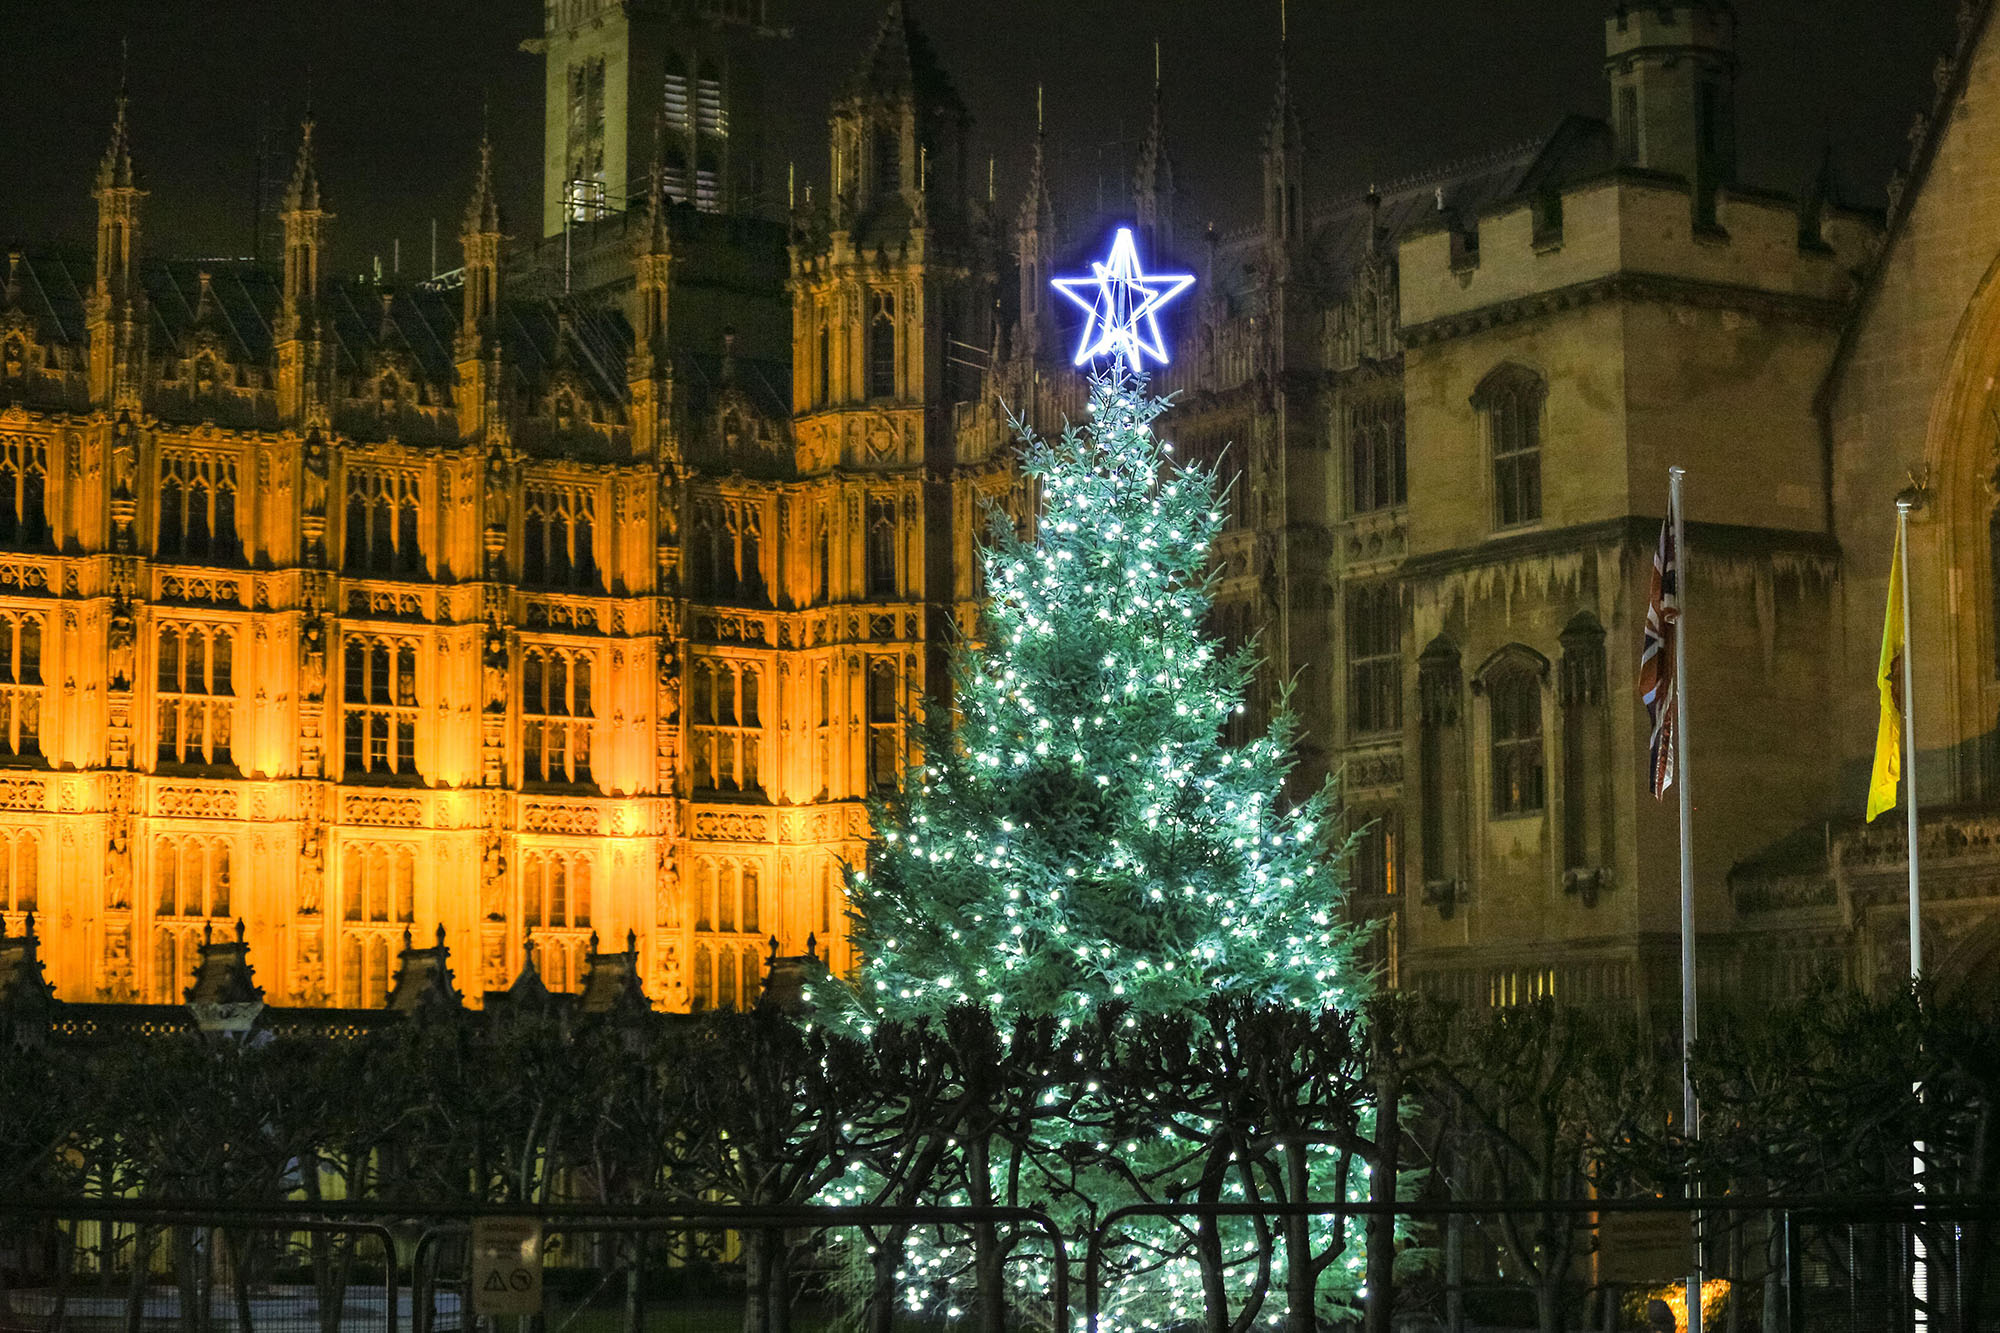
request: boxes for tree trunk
[228,1230,258,1333]
[1534,1276,1562,1333]
[968,1135,1006,1333]
[622,1234,644,1333]
[864,1227,905,1333]
[741,1230,771,1333]
[125,1225,152,1333]
[1364,1042,1402,1333]
[1444,1213,1464,1333]
[1281,1140,1315,1333]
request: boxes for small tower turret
[1605,0,1737,224]
[828,0,970,237]
[456,134,505,438]
[1261,27,1305,253]
[629,146,676,462]
[87,94,147,408]
[277,118,332,423]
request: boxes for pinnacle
[96,94,136,195]
[284,117,322,215]
[464,132,501,236]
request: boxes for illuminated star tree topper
[1051,225,1194,375]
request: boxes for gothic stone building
[2,0,1996,1016]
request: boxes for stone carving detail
[161,573,243,606]
[523,801,604,835]
[108,595,136,689]
[299,825,325,915]
[523,600,600,632]
[155,785,240,818]
[693,810,771,842]
[105,817,132,909]
[481,833,507,921]
[346,588,424,619]
[299,610,327,701]
[102,923,135,1001]
[0,776,48,811]
[344,792,423,827]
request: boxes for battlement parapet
[1399,171,1875,332]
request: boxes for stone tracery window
[866,496,897,597]
[344,469,424,577]
[522,645,596,787]
[1348,399,1407,514]
[867,658,902,792]
[1487,657,1546,817]
[342,636,419,779]
[156,453,241,563]
[0,436,49,547]
[689,500,765,604]
[0,613,44,761]
[522,484,598,590]
[0,828,39,916]
[1474,364,1545,530]
[338,842,415,1007]
[690,659,762,793]
[151,834,234,1004]
[156,623,235,769]
[868,292,897,400]
[1346,582,1401,737]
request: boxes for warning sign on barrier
[470,1216,544,1316]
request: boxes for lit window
[867,659,901,791]
[1489,664,1546,816]
[690,660,762,793]
[521,646,595,787]
[0,614,44,761]
[156,625,235,768]
[342,637,419,779]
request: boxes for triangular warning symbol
[483,1271,509,1292]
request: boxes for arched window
[692,943,713,1011]
[1473,364,1546,529]
[869,293,897,400]
[1487,659,1546,816]
[817,319,831,406]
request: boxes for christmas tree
[825,368,1373,1329]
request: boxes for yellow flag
[1866,525,1905,822]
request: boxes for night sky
[0,1,1960,277]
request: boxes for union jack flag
[1640,499,1680,798]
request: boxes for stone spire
[1262,14,1306,248]
[1134,42,1175,256]
[459,132,504,354]
[89,92,148,407]
[279,119,332,339]
[1016,86,1056,360]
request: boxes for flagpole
[1900,496,1928,1333]
[1671,464,1701,1333]
[1899,498,1921,980]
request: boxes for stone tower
[1605,0,1737,222]
[531,0,774,237]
